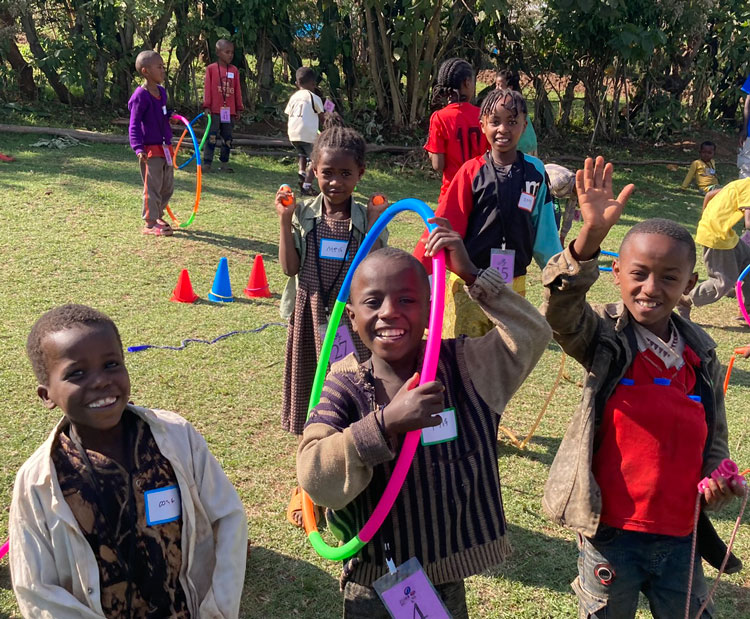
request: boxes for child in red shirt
[424,58,488,206]
[202,39,243,173]
[543,157,746,619]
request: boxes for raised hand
[572,156,635,261]
[382,372,445,437]
[423,217,478,284]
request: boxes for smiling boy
[297,232,551,617]
[541,157,745,618]
[10,305,247,618]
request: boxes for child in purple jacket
[128,50,174,237]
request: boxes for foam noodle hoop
[301,198,445,561]
[736,263,750,328]
[175,112,211,170]
[165,114,202,228]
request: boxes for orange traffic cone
[171,269,199,303]
[244,255,271,298]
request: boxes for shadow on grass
[243,546,339,618]
[498,434,563,468]
[485,523,577,594]
[178,228,278,256]
[0,562,10,597]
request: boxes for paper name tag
[320,323,358,363]
[490,248,515,284]
[144,485,181,526]
[162,145,173,167]
[324,98,336,113]
[374,557,450,619]
[421,408,458,445]
[162,105,167,116]
[227,71,234,79]
[220,106,231,123]
[319,238,349,260]
[518,191,535,211]
[706,168,715,175]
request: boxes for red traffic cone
[171,269,199,303]
[244,255,271,298]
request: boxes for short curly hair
[620,218,696,269]
[135,50,161,73]
[27,304,122,384]
[311,125,366,168]
[353,247,430,305]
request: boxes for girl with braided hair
[415,88,562,337]
[424,58,489,205]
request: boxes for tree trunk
[373,1,404,127]
[363,3,387,120]
[1,35,36,100]
[18,8,75,104]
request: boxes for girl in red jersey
[424,58,489,206]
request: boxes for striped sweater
[297,268,551,586]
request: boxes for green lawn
[0,133,748,617]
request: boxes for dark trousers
[203,115,233,164]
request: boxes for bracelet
[374,404,387,437]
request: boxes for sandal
[143,221,173,237]
[286,486,323,528]
[286,486,305,528]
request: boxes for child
[424,58,489,205]
[297,237,551,617]
[681,140,720,193]
[414,88,562,337]
[202,38,243,173]
[285,67,324,196]
[277,126,389,527]
[495,69,538,156]
[679,177,750,319]
[10,304,247,617]
[128,50,174,236]
[542,157,746,618]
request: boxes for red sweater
[202,63,243,116]
[592,346,707,536]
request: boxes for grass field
[0,132,748,618]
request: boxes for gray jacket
[540,247,729,537]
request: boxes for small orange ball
[372,195,385,206]
[279,184,293,206]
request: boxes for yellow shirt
[695,178,750,249]
[681,159,718,193]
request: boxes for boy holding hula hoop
[297,234,550,617]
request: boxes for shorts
[291,141,314,160]
[443,270,526,338]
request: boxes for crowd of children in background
[9,49,750,619]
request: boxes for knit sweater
[297,268,551,586]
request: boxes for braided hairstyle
[432,58,474,107]
[480,87,527,120]
[311,125,366,168]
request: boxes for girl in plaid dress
[275,126,390,526]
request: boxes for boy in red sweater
[202,39,243,173]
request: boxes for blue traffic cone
[208,257,233,302]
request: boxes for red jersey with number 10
[424,102,489,203]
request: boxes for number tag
[144,485,181,526]
[320,323,358,364]
[373,557,451,619]
[162,145,173,167]
[227,71,235,79]
[706,168,715,175]
[421,408,458,446]
[490,248,515,284]
[319,238,349,261]
[324,98,336,113]
[220,106,231,123]
[162,105,167,116]
[518,191,535,211]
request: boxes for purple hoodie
[128,85,172,155]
